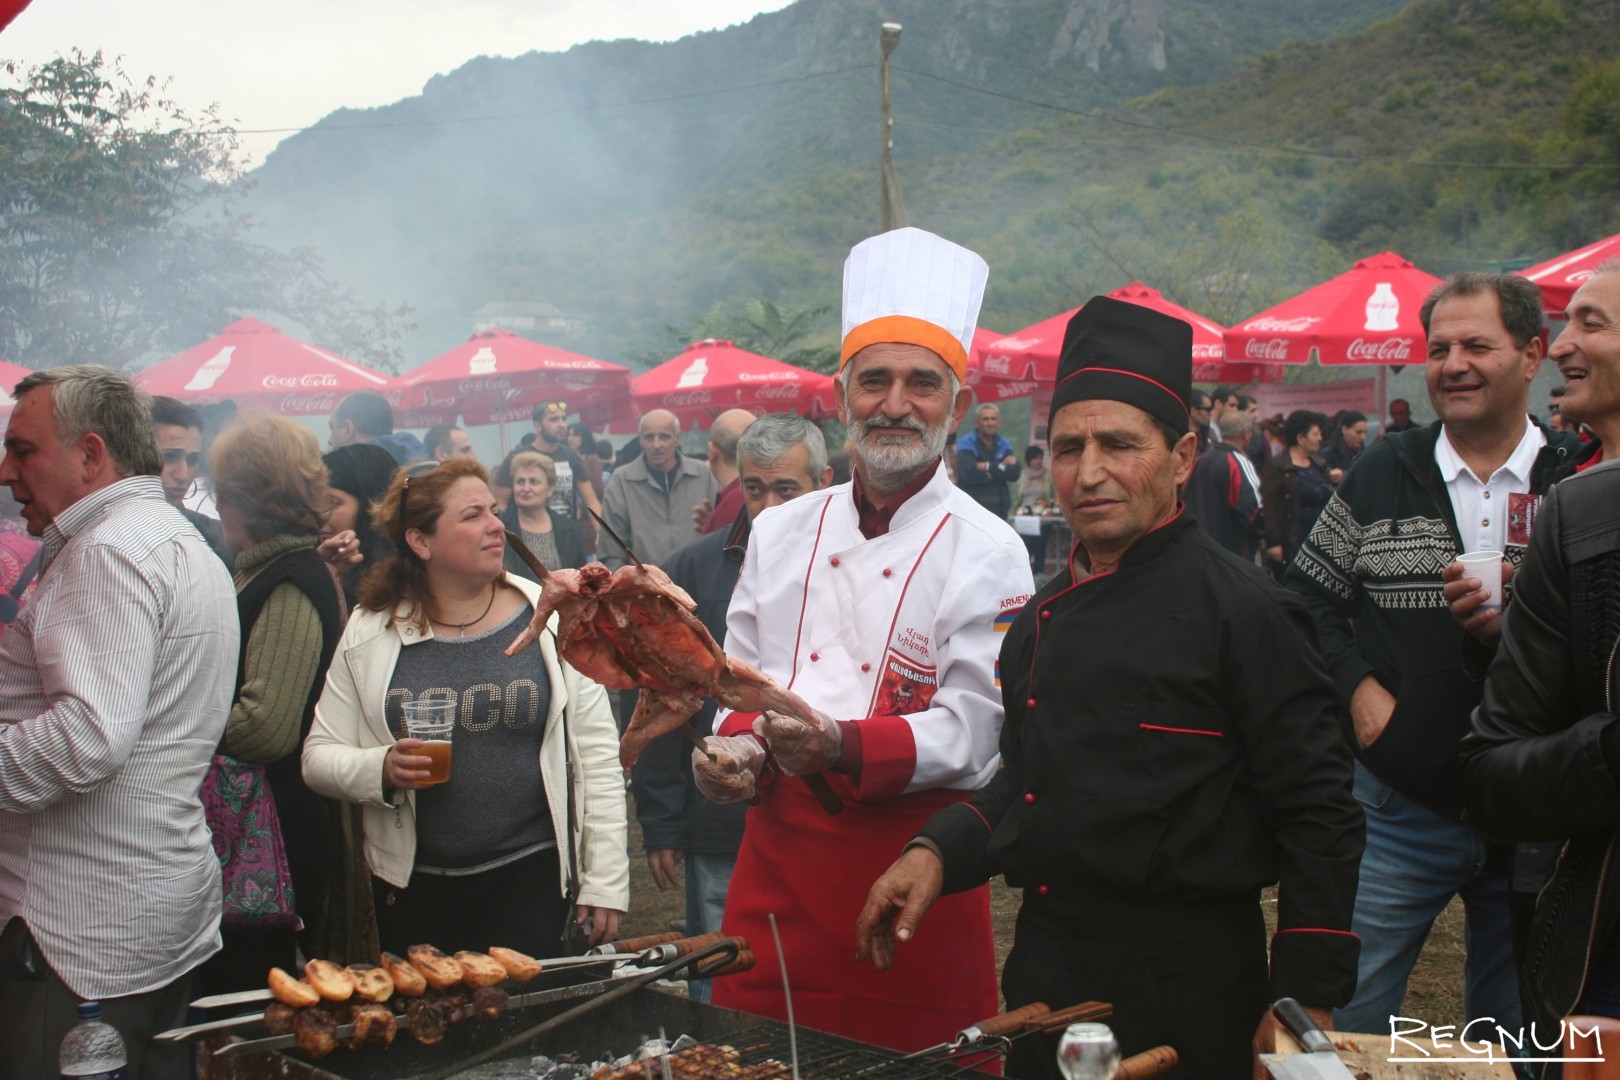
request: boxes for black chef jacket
[919,510,1363,1074]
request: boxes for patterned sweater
[1286,421,1579,812]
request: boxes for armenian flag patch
[993,608,1020,633]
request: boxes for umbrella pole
[1378,366,1388,435]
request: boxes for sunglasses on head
[540,402,569,416]
[398,460,440,509]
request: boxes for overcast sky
[2,0,794,162]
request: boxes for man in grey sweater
[599,409,717,569]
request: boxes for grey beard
[849,415,949,494]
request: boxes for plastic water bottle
[59,1002,128,1080]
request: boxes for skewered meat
[404,998,447,1046]
[268,967,321,1008]
[488,945,542,981]
[262,1002,298,1036]
[380,951,427,996]
[290,1007,339,1059]
[507,561,819,767]
[349,1003,397,1048]
[346,962,395,1002]
[471,985,509,1021]
[304,959,356,1002]
[407,944,464,990]
[591,1044,791,1080]
[453,951,507,988]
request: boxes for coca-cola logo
[990,336,1038,351]
[457,376,514,394]
[1345,337,1415,362]
[279,392,339,414]
[981,354,1014,376]
[662,390,714,407]
[752,383,802,401]
[261,372,341,389]
[1569,269,1595,286]
[1191,344,1222,360]
[1241,316,1321,333]
[1244,339,1292,361]
[735,371,802,382]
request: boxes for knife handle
[1273,997,1335,1055]
[1113,1045,1178,1079]
[1030,1001,1113,1032]
[598,932,682,956]
[971,1002,1051,1038]
[667,932,730,958]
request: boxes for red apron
[712,774,998,1054]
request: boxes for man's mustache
[861,415,927,433]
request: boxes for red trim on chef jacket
[1577,446,1606,473]
[848,715,918,800]
[852,459,940,539]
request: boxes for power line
[893,64,1616,172]
[231,63,876,136]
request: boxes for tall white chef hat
[840,227,989,382]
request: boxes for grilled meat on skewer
[290,1007,339,1059]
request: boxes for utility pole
[879,22,908,232]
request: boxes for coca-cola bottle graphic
[183,346,235,391]
[676,356,708,388]
[467,346,497,375]
[1364,283,1399,332]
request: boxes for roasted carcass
[507,562,817,768]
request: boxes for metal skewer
[588,507,646,571]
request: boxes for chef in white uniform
[694,227,1034,1052]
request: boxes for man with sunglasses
[150,396,230,567]
[494,401,602,547]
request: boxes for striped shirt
[0,476,239,997]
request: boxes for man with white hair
[599,408,717,569]
[693,228,1034,1052]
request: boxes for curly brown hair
[359,458,492,631]
[209,412,328,543]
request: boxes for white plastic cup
[401,698,456,784]
[1457,550,1505,612]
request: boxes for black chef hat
[1048,297,1192,435]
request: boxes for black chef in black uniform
[856,298,1364,1079]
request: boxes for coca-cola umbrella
[0,360,33,419]
[1223,251,1440,367]
[632,339,836,427]
[964,328,1041,401]
[134,317,406,416]
[399,328,635,431]
[1521,232,1620,316]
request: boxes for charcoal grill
[197,977,1016,1080]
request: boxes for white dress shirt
[1435,419,1546,555]
[0,477,238,997]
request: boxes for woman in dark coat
[1260,410,1336,583]
[500,451,585,577]
[319,443,399,611]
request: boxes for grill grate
[714,1024,989,1079]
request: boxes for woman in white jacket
[303,459,627,955]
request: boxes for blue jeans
[1336,762,1521,1035]
[684,852,736,1005]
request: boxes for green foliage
[629,298,837,374]
[1563,56,1620,167]
[1491,0,1567,34]
[0,51,414,370]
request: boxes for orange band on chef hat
[839,315,969,382]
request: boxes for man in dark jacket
[1461,460,1620,1046]
[1288,271,1580,1036]
[630,414,831,1002]
[858,298,1362,1080]
[150,396,232,568]
[1183,407,1263,560]
[954,403,1020,519]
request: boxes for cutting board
[1264,1029,1516,1079]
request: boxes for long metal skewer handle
[801,772,844,815]
[1114,1045,1178,1079]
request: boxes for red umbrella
[400,328,635,430]
[134,318,405,416]
[0,360,32,418]
[977,283,1282,388]
[1521,233,1620,316]
[1224,252,1440,366]
[633,340,835,427]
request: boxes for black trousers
[372,847,571,958]
[0,918,192,1080]
[1002,894,1268,1080]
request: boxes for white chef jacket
[721,466,1034,798]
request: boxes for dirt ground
[615,798,1469,1030]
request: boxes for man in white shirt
[0,366,238,1080]
[1288,273,1580,1036]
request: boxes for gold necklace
[430,583,498,638]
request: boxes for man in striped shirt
[0,366,238,1080]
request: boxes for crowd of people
[1,228,1618,1080]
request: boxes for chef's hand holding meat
[692,734,767,803]
[753,707,841,776]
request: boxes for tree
[632,298,837,372]
[0,51,413,371]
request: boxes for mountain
[241,0,1414,363]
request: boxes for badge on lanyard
[874,648,939,716]
[1507,492,1541,547]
